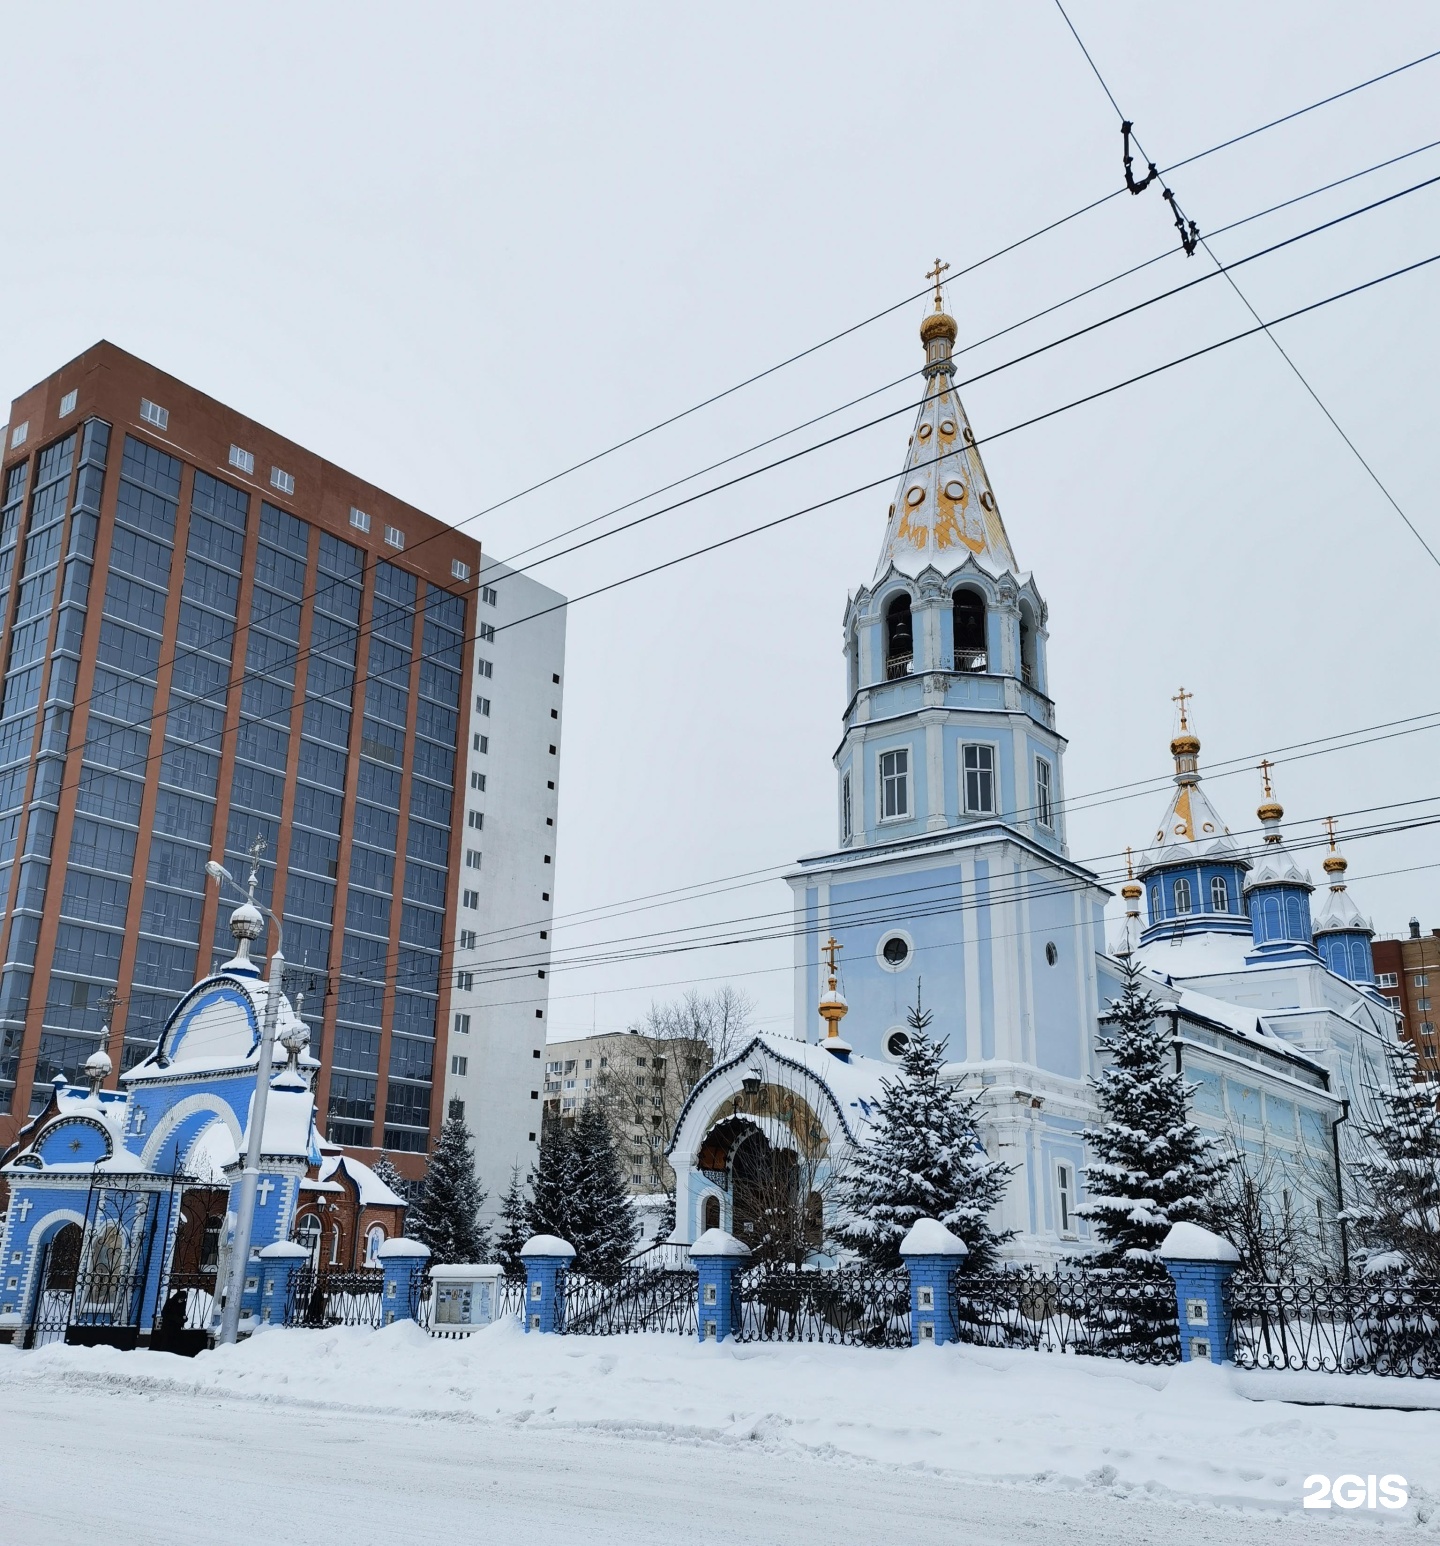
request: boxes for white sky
[3,3,1438,1042]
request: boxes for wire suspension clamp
[1122,120,1200,256]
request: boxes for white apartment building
[443,560,566,1225]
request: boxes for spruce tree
[1080,963,1230,1268]
[569,1100,639,1281]
[1344,1035,1440,1280]
[370,1156,409,1203]
[527,1115,580,1242]
[406,1113,489,1265]
[495,1165,532,1280]
[834,986,1012,1271]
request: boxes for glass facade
[0,419,468,1152]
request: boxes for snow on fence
[736,1264,911,1347]
[1229,1276,1440,1378]
[948,1265,1181,1365]
[559,1266,699,1336]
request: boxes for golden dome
[1322,853,1348,876]
[1170,732,1200,758]
[1120,881,1143,900]
[921,310,958,345]
[1257,800,1284,822]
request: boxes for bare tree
[1203,1136,1328,1280]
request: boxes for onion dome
[222,900,265,977]
[84,1044,112,1096]
[1139,706,1243,873]
[1313,823,1374,940]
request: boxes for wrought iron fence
[151,1270,217,1354]
[737,1264,910,1347]
[1229,1275,1440,1378]
[949,1265,1180,1365]
[411,1270,528,1331]
[561,1266,699,1335]
[286,1269,386,1328]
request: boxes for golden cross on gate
[822,935,843,973]
[926,257,949,309]
[1257,758,1274,797]
[1171,685,1193,729]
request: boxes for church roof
[1139,721,1246,874]
[874,300,1019,583]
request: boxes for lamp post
[207,851,286,1346]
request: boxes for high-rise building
[0,342,562,1183]
[1372,921,1440,1079]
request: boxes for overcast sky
[4,3,1438,1041]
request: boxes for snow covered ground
[3,1322,1438,1543]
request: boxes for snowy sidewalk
[3,1321,1438,1529]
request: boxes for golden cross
[1258,758,1274,797]
[1171,685,1192,729]
[926,257,949,310]
[1323,815,1338,850]
[822,935,843,974]
[1125,845,1134,880]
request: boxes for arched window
[1150,886,1162,921]
[1210,875,1229,913]
[294,1214,323,1266]
[1173,877,1192,915]
[1284,892,1306,939]
[952,589,987,672]
[703,1195,721,1233]
[885,593,913,679]
[1018,601,1039,687]
[1258,894,1282,941]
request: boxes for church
[668,278,1399,1267]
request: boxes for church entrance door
[23,1223,82,1348]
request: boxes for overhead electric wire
[1052,0,1440,570]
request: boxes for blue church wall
[1317,931,1375,984]
[1036,1121,1088,1242]
[1144,863,1248,930]
[35,1117,112,1167]
[1250,887,1312,946]
[1023,730,1064,854]
[940,674,1008,714]
[1027,877,1084,1079]
[976,859,995,1059]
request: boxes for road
[0,1376,1366,1546]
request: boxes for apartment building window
[1378,972,1399,987]
[1034,756,1053,828]
[139,398,169,429]
[228,445,254,474]
[467,810,483,830]
[270,466,295,494]
[476,696,491,716]
[470,772,486,791]
[482,586,498,605]
[349,506,371,532]
[10,420,28,447]
[474,734,488,753]
[463,889,479,908]
[451,559,470,581]
[963,744,995,813]
[1416,973,1430,986]
[1417,997,1432,1013]
[456,971,474,991]
[459,930,477,949]
[453,1013,471,1034]
[477,658,493,678]
[59,390,78,417]
[479,622,495,642]
[450,1055,468,1076]
[384,524,404,549]
[465,849,482,869]
[879,748,909,820]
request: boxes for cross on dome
[1172,685,1193,730]
[926,256,950,309]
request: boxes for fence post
[899,1218,969,1346]
[520,1234,575,1332]
[257,1241,310,1327]
[1158,1222,1241,1364]
[377,1238,432,1326]
[689,1228,750,1343]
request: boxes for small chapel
[668,275,1399,1267]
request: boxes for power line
[1051,0,1440,570]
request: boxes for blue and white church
[668,286,1400,1267]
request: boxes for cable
[1051,0,1440,570]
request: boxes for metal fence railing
[287,1269,386,1328]
[1229,1275,1440,1378]
[561,1266,699,1336]
[737,1264,911,1347]
[949,1265,1181,1365]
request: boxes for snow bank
[4,1326,1439,1521]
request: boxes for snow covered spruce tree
[1080,962,1229,1268]
[1344,1035,1440,1280]
[370,1156,410,1203]
[406,1112,489,1265]
[834,985,1011,1272]
[528,1102,638,1281]
[495,1165,532,1280]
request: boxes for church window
[1034,757,1053,828]
[878,931,912,972]
[953,590,986,671]
[1173,877,1192,914]
[1018,601,1039,687]
[841,772,852,841]
[885,593,913,679]
[879,749,909,820]
[295,1214,322,1266]
[703,1196,722,1232]
[1150,885,1162,921]
[1210,876,1229,913]
[884,1028,911,1060]
[1044,941,1058,966]
[1056,1163,1075,1237]
[963,744,995,814]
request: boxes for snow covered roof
[1,1081,146,1176]
[243,1077,321,1166]
[1158,1222,1240,1263]
[1244,838,1313,893]
[1138,729,1245,873]
[1313,881,1372,935]
[317,1151,407,1209]
[873,306,1019,583]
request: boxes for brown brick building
[1371,920,1440,1080]
[0,342,484,1177]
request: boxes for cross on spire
[821,935,843,974]
[1172,685,1193,730]
[926,257,949,311]
[1125,845,1134,880]
[1258,758,1274,798]
[1323,815,1338,850]
[246,832,268,902]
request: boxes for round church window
[1045,942,1059,966]
[943,479,966,500]
[906,487,925,506]
[918,422,933,440]
[877,930,913,971]
[884,1028,912,1061]
[980,490,996,511]
[939,419,957,435]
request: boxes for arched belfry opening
[1018,600,1039,688]
[885,593,913,679]
[952,588,987,672]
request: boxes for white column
[921,710,946,831]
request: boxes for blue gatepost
[1158,1222,1241,1364]
[257,1241,309,1326]
[520,1234,575,1333]
[377,1238,432,1326]
[689,1228,750,1343]
[899,1218,968,1346]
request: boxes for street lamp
[206,851,286,1346]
